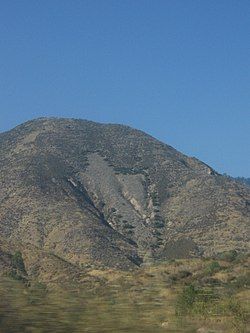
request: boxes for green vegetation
[230,273,250,290]
[123,223,135,229]
[205,260,221,275]
[216,250,238,262]
[0,256,249,333]
[6,269,26,282]
[6,251,27,281]
[176,285,248,332]
[11,251,26,273]
[154,220,165,228]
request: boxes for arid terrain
[0,118,249,332]
[0,118,249,274]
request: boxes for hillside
[0,117,249,281]
[234,177,250,187]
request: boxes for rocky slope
[0,118,249,279]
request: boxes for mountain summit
[0,118,249,275]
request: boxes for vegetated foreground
[0,253,249,333]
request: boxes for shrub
[154,221,164,228]
[153,230,162,237]
[178,270,192,279]
[176,284,217,316]
[216,250,238,262]
[232,273,250,289]
[205,261,221,275]
[227,299,248,333]
[175,284,197,315]
[11,251,26,273]
[123,224,134,229]
[7,270,25,281]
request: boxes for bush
[205,261,221,275]
[7,269,25,281]
[123,224,134,229]
[178,270,192,279]
[154,221,164,228]
[153,230,162,237]
[216,250,238,262]
[232,273,250,289]
[175,284,197,315]
[176,284,217,316]
[227,299,248,333]
[11,251,26,273]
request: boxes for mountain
[234,177,250,187]
[222,173,250,187]
[0,118,249,281]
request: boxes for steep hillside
[0,117,249,278]
[234,177,250,187]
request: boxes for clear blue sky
[0,1,249,176]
